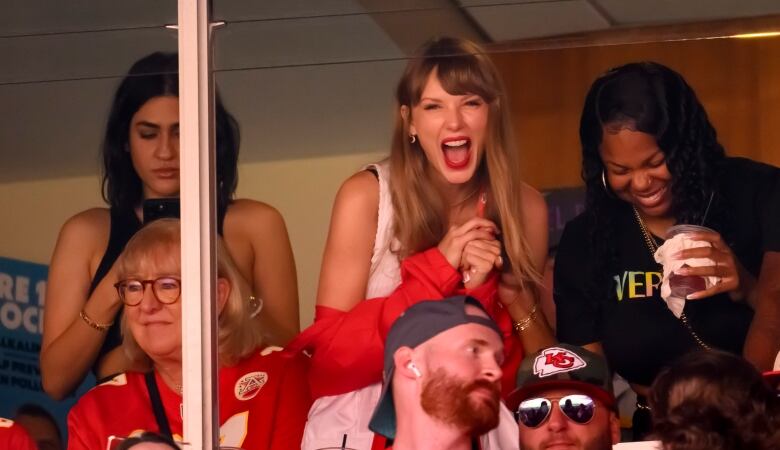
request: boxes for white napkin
[653,234,718,318]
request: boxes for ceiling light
[730,31,780,39]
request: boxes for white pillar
[177,0,219,448]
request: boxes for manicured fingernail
[671,251,683,259]
[675,267,690,275]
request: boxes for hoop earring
[248,295,263,318]
[409,134,417,144]
[601,170,615,198]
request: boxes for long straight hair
[390,37,540,288]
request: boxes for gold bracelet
[512,302,539,333]
[79,309,113,332]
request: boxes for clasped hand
[437,217,503,290]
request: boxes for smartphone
[142,197,180,224]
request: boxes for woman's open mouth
[441,136,471,169]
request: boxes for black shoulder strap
[144,372,174,440]
[89,207,141,296]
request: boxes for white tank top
[364,160,402,299]
[301,160,518,450]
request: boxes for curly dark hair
[579,61,730,289]
[649,350,780,450]
[101,52,240,220]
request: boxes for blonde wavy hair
[119,218,263,369]
[390,36,540,288]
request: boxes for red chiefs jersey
[289,247,524,400]
[0,418,37,450]
[68,347,311,450]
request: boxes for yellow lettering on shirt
[628,272,645,298]
[613,271,662,301]
[614,272,629,301]
[646,271,662,297]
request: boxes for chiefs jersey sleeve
[0,418,37,450]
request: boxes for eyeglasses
[114,277,181,306]
[516,394,596,428]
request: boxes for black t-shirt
[554,157,780,387]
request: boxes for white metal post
[177,0,219,448]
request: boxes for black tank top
[89,205,226,379]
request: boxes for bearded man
[369,296,506,450]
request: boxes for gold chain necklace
[632,207,711,350]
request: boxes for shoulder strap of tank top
[90,207,141,372]
[88,207,141,296]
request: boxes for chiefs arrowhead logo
[235,371,268,401]
[533,347,586,377]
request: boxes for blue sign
[0,256,95,439]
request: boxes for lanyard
[144,371,174,440]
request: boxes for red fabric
[67,348,311,450]
[371,435,388,450]
[0,419,37,450]
[288,247,524,399]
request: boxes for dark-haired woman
[40,52,299,400]
[553,61,780,436]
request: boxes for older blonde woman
[67,219,310,450]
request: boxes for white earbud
[408,362,422,378]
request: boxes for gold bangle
[79,309,113,332]
[512,302,539,333]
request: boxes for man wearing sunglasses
[368,296,518,450]
[507,344,620,450]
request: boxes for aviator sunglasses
[516,394,596,428]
